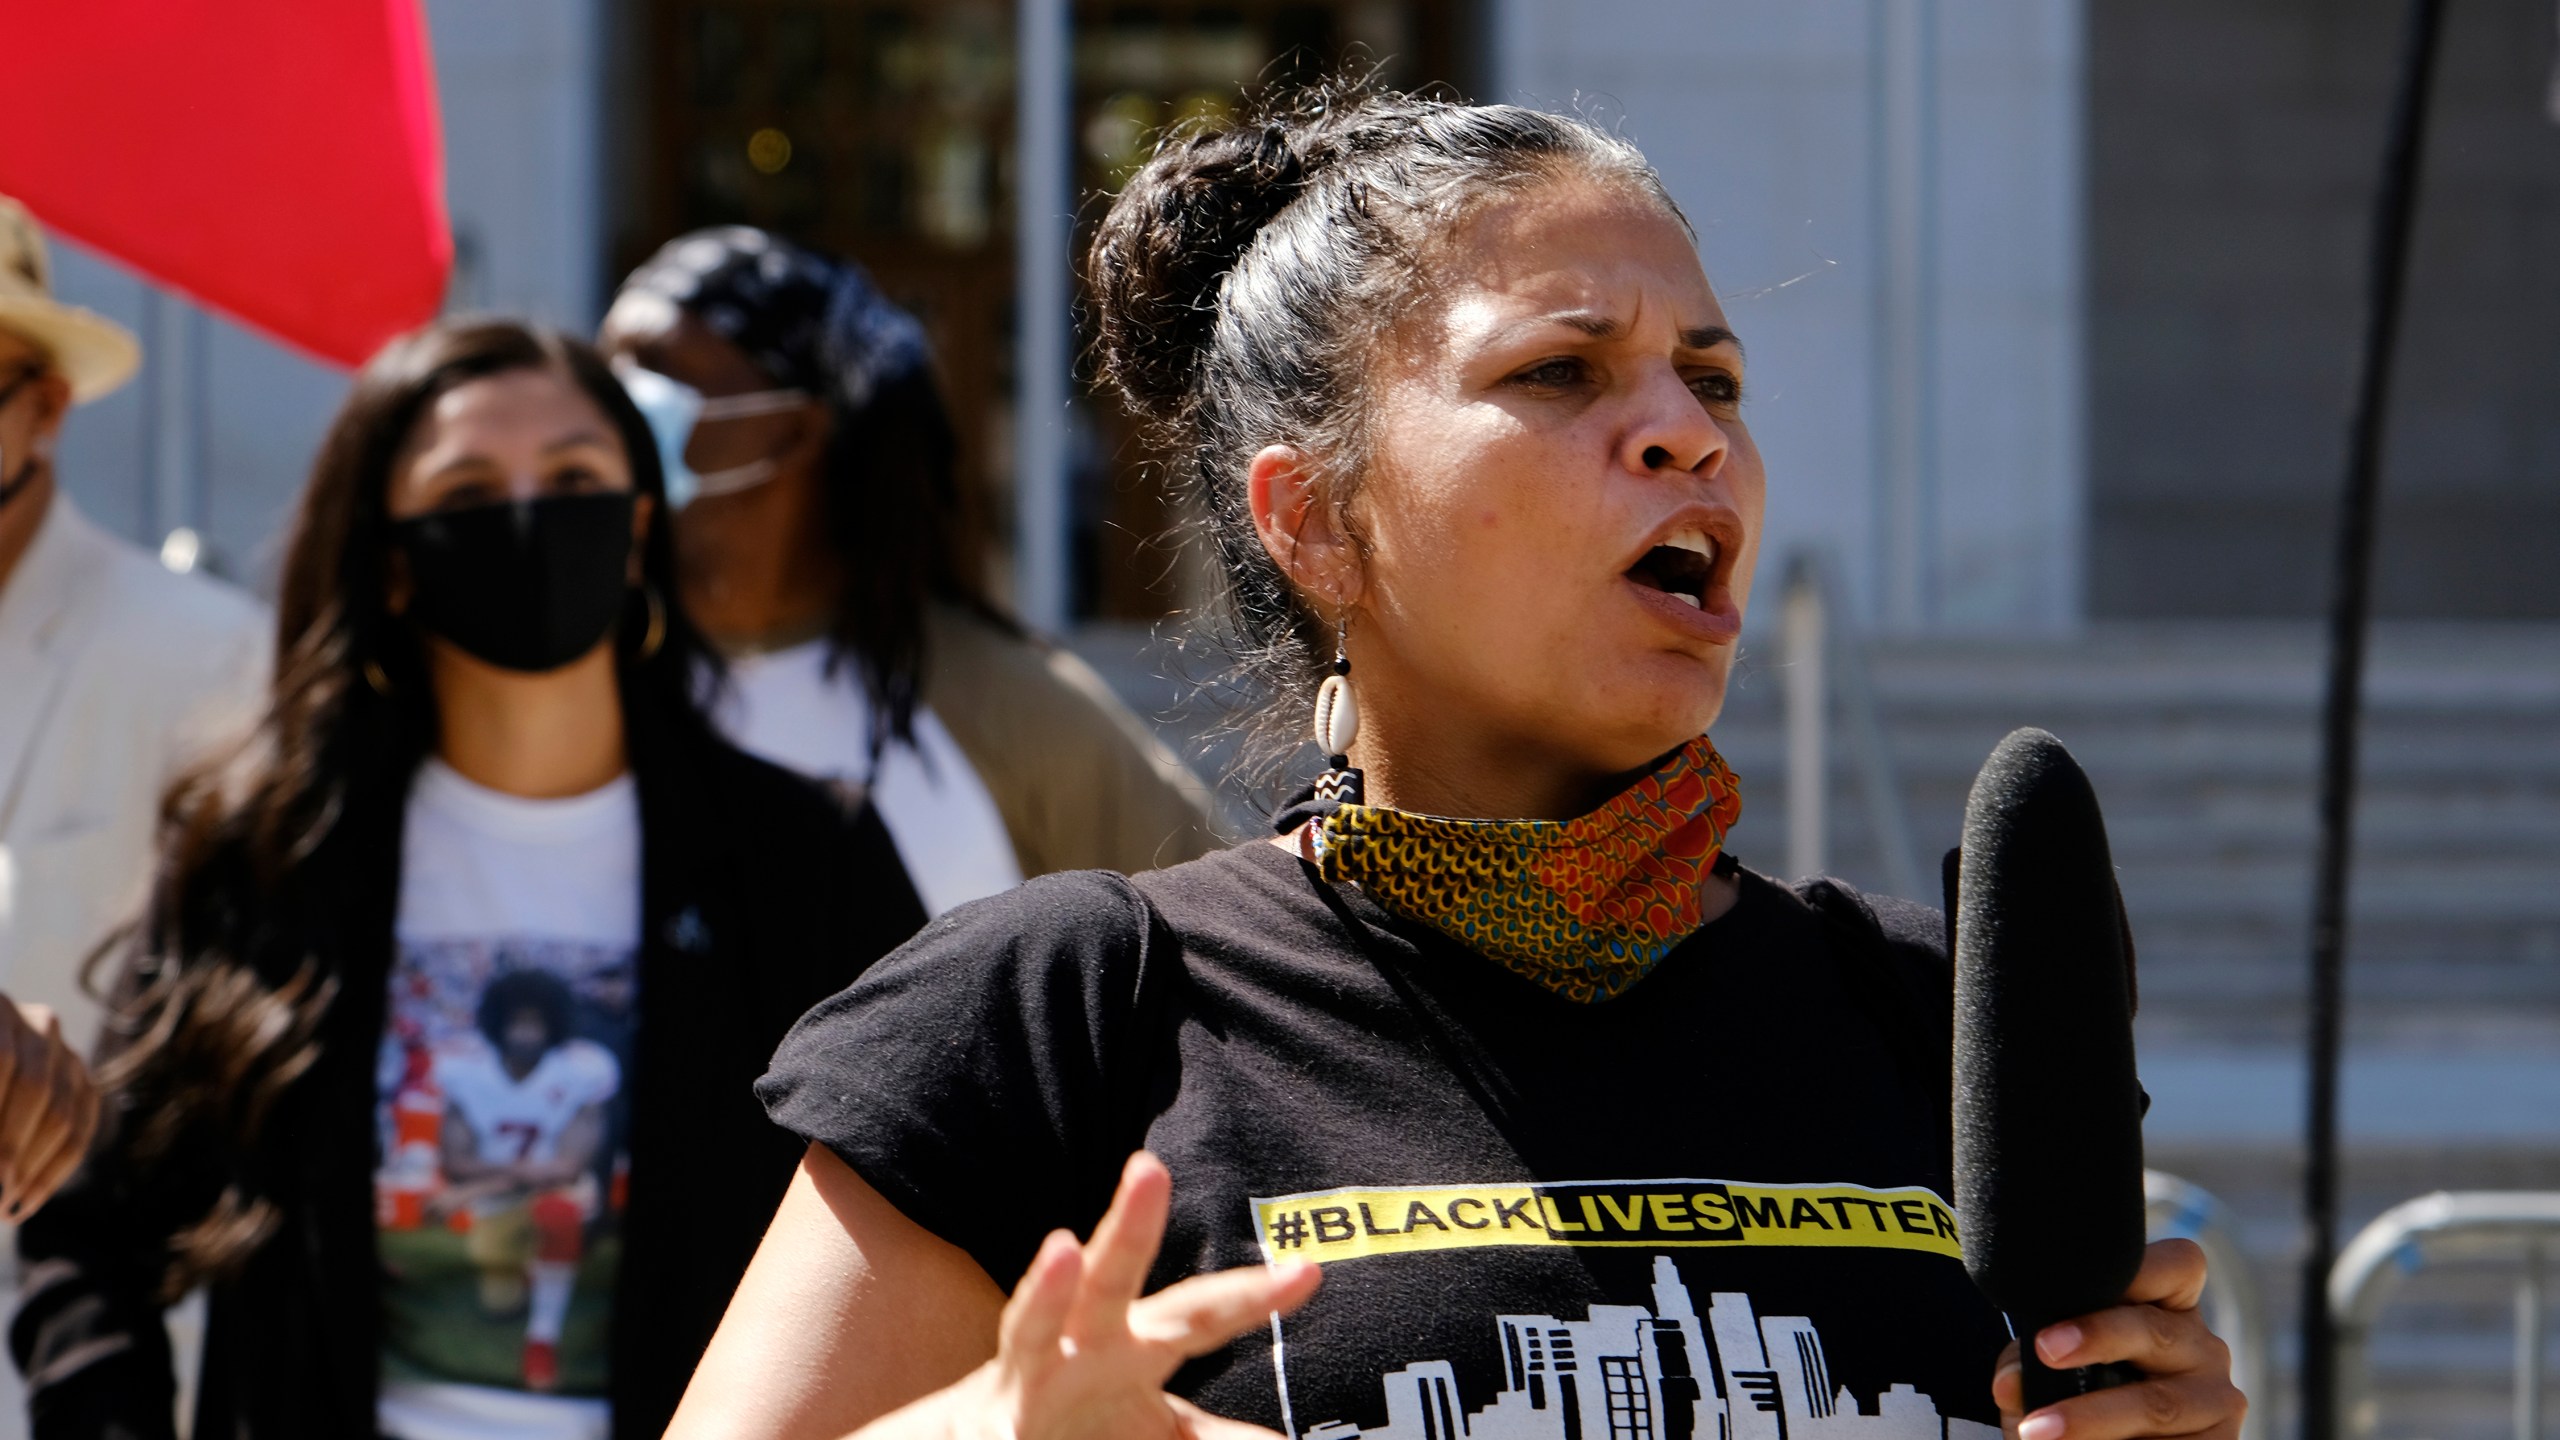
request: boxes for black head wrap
[616,226,929,409]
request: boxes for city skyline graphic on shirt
[1291,1255,2000,1440]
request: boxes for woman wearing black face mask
[11,318,929,1440]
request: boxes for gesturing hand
[0,999,98,1222]
[1994,1238,2246,1439]
[868,1151,1321,1440]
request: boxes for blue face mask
[613,362,808,511]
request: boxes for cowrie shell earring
[1311,616,1364,807]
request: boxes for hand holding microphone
[1988,1239,2234,1438]
[1952,729,2245,1438]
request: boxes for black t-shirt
[759,840,2012,1436]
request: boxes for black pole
[2298,0,2449,1435]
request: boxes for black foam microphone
[1952,728,2149,1410]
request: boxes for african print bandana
[1311,736,1744,1004]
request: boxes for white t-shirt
[376,761,641,1440]
[712,638,1022,916]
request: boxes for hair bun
[1087,116,1328,422]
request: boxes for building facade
[43,0,2560,629]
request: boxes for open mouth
[1626,528,1718,609]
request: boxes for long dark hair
[611,227,999,752]
[97,316,714,1293]
[816,362,993,748]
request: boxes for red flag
[0,0,451,368]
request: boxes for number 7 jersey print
[376,760,644,1425]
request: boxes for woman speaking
[675,86,2246,1440]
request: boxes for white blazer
[0,496,268,1051]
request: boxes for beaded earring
[1311,615,1364,806]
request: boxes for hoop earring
[638,585,667,661]
[361,658,393,698]
[1311,614,1363,806]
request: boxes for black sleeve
[712,746,930,1046]
[1792,875,1955,1009]
[14,1151,187,1440]
[12,959,208,1440]
[754,868,1167,1290]
[1791,874,1956,1174]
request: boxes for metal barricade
[2147,1170,2272,1440]
[2329,1190,2560,1438]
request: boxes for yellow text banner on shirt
[1250,1179,1962,1265]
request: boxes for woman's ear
[1247,445,1361,609]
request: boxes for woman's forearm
[666,1145,1006,1440]
[832,1366,1001,1440]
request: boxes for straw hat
[0,195,140,404]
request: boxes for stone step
[1711,771,2560,862]
[1884,731,2560,789]
[2133,943,2551,990]
[1715,729,2560,815]
[1713,767,2560,894]
[1705,628,2560,1014]
[2122,860,2557,917]
[1860,622,2560,691]
[1074,619,2560,1008]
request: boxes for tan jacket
[921,604,1221,877]
[0,497,268,1050]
